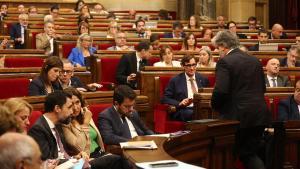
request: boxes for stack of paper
[120,140,158,150]
[136,160,206,169]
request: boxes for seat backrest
[89,103,112,126]
[272,97,281,121]
[159,75,175,98]
[99,57,121,83]
[0,78,30,99]
[63,43,77,58]
[29,110,43,129]
[4,58,44,67]
[98,43,114,50]
[148,57,160,66]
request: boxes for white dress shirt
[46,34,54,54]
[185,73,198,107]
[267,75,277,87]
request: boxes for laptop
[145,21,158,29]
[259,43,278,51]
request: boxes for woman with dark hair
[181,32,200,52]
[92,3,108,15]
[184,15,203,30]
[74,0,85,12]
[154,45,181,67]
[78,21,90,35]
[28,56,63,96]
[201,28,213,40]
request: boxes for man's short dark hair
[248,16,257,22]
[258,28,268,35]
[44,91,72,113]
[50,4,59,12]
[226,21,236,29]
[181,54,198,66]
[135,19,145,27]
[172,21,183,30]
[136,40,150,52]
[113,85,136,105]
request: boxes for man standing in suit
[280,46,300,67]
[116,41,151,89]
[161,55,209,121]
[249,29,269,51]
[269,23,288,39]
[278,80,300,121]
[211,31,270,169]
[10,13,28,49]
[36,22,61,56]
[265,58,291,87]
[98,85,154,145]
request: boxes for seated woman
[106,21,120,38]
[150,34,160,50]
[92,3,109,15]
[29,56,63,96]
[74,0,85,12]
[68,33,96,67]
[4,98,32,134]
[62,87,132,169]
[201,28,213,40]
[79,4,93,19]
[181,32,200,52]
[198,47,216,68]
[154,45,181,67]
[184,15,203,30]
[78,21,90,35]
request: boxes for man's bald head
[271,23,284,39]
[266,58,280,76]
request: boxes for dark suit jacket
[98,107,154,145]
[70,76,84,88]
[268,32,288,39]
[279,57,300,67]
[163,32,186,39]
[264,75,291,87]
[161,72,209,107]
[237,33,247,39]
[248,44,259,51]
[28,116,69,161]
[278,95,300,121]
[28,76,62,96]
[10,23,26,49]
[211,48,270,128]
[116,52,149,89]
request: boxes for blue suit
[161,72,209,121]
[10,23,26,49]
[278,95,300,121]
[68,47,96,67]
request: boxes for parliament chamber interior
[0,0,300,169]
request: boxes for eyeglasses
[184,63,197,67]
[60,70,73,75]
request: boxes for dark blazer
[268,32,288,39]
[279,57,300,67]
[28,76,63,96]
[28,116,69,161]
[248,44,259,51]
[264,75,291,87]
[10,23,26,49]
[98,107,154,145]
[70,76,84,88]
[116,52,149,89]
[237,33,247,39]
[163,32,186,39]
[278,95,300,121]
[161,72,209,107]
[211,48,270,128]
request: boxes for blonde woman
[68,33,96,67]
[198,47,216,68]
[4,98,33,133]
[106,21,120,38]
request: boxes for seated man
[269,23,288,39]
[164,21,185,39]
[59,59,102,92]
[280,46,300,67]
[0,4,8,21]
[296,34,300,46]
[107,32,134,51]
[135,19,151,38]
[216,15,226,29]
[248,16,258,30]
[227,21,247,39]
[265,58,291,87]
[161,55,209,121]
[278,80,300,121]
[0,133,43,169]
[36,21,61,56]
[116,41,151,89]
[99,85,154,145]
[17,4,26,14]
[10,13,28,49]
[249,29,269,51]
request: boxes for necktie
[54,128,70,159]
[189,78,197,94]
[121,115,132,139]
[139,60,145,71]
[271,78,277,87]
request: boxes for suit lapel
[277,76,283,87]
[131,53,137,73]
[180,73,188,98]
[291,98,300,119]
[195,73,203,88]
[265,76,270,87]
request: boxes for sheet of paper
[136,160,206,169]
[120,140,158,149]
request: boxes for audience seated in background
[278,80,300,121]
[0,133,43,169]
[92,3,109,15]
[79,4,93,20]
[0,105,19,135]
[296,34,300,45]
[154,45,181,67]
[0,38,9,49]
[216,15,226,29]
[265,58,291,87]
[249,29,269,51]
[107,12,117,20]
[36,21,61,56]
[59,59,102,92]
[74,0,85,12]
[10,14,28,49]
[62,88,132,169]
[0,4,8,21]
[198,46,216,68]
[28,6,38,16]
[227,21,247,39]
[181,32,200,52]
[184,15,202,30]
[158,9,171,20]
[248,16,258,30]
[99,85,154,145]
[4,98,33,134]
[49,4,62,20]
[44,14,54,22]
[280,46,300,67]
[17,4,26,14]
[106,21,120,38]
[164,21,185,39]
[161,55,209,121]
[78,21,90,35]
[29,56,63,96]
[135,19,151,38]
[269,23,288,39]
[128,9,136,20]
[107,31,134,51]
[149,34,161,50]
[201,28,213,40]
[68,33,96,67]
[116,41,151,89]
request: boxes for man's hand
[82,108,92,125]
[179,98,193,107]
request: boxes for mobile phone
[149,162,178,168]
